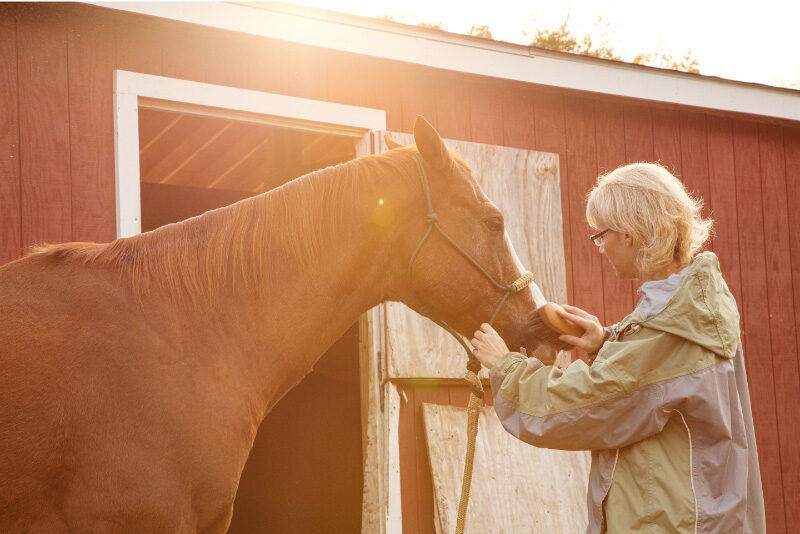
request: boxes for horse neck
[135,156,405,418]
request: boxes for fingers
[558,334,585,349]
[480,323,495,333]
[560,304,598,322]
[556,308,593,329]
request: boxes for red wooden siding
[0,3,21,265]
[1,4,799,532]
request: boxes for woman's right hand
[556,304,606,354]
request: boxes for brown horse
[0,116,553,533]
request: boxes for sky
[288,0,800,90]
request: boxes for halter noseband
[407,154,534,376]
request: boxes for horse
[0,116,557,533]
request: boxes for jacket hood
[632,251,741,359]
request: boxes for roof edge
[88,1,800,123]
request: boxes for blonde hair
[586,162,713,276]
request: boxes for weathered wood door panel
[359,132,589,534]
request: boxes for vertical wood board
[564,97,603,359]
[68,7,116,243]
[732,120,786,534]
[757,124,799,529]
[16,5,72,247]
[592,100,633,325]
[422,404,590,534]
[0,4,21,264]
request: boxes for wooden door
[359,133,590,534]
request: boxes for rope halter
[406,153,535,381]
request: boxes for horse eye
[485,217,504,232]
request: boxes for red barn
[1,3,799,533]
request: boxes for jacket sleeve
[490,329,717,451]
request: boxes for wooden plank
[246,35,291,95]
[138,109,182,152]
[468,78,504,146]
[160,22,208,82]
[200,26,249,89]
[732,119,786,534]
[325,49,393,120]
[623,104,654,300]
[67,5,116,243]
[532,91,572,306]
[0,4,21,264]
[678,111,712,227]
[400,64,437,134]
[501,83,536,150]
[382,133,567,378]
[172,121,269,188]
[16,4,71,247]
[651,108,682,177]
[784,125,800,400]
[435,71,471,142]
[139,114,226,184]
[593,100,634,325]
[564,96,603,359]
[758,123,799,530]
[359,305,387,534]
[413,386,451,534]
[705,116,743,311]
[398,385,419,534]
[448,383,493,408]
[114,10,164,75]
[422,404,590,534]
[285,41,329,102]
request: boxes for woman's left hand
[470,323,510,369]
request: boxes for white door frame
[112,69,386,238]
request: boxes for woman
[471,163,765,534]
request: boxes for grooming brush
[527,282,585,352]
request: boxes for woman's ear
[624,233,634,247]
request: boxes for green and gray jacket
[490,252,765,533]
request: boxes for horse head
[379,116,558,362]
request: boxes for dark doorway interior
[139,110,364,533]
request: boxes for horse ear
[383,134,404,150]
[413,115,452,170]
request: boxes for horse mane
[35,150,419,305]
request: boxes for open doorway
[138,107,364,532]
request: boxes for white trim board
[112,69,386,238]
[93,2,800,122]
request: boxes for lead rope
[407,155,535,534]
[455,369,483,534]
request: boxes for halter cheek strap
[406,154,534,376]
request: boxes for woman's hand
[556,304,606,354]
[470,323,510,369]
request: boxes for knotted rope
[455,370,484,534]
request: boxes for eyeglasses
[589,228,610,247]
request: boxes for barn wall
[1,4,799,532]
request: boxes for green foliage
[468,24,493,39]
[525,14,620,61]
[417,21,444,30]
[525,14,701,74]
[633,51,701,74]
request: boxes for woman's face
[597,229,640,279]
